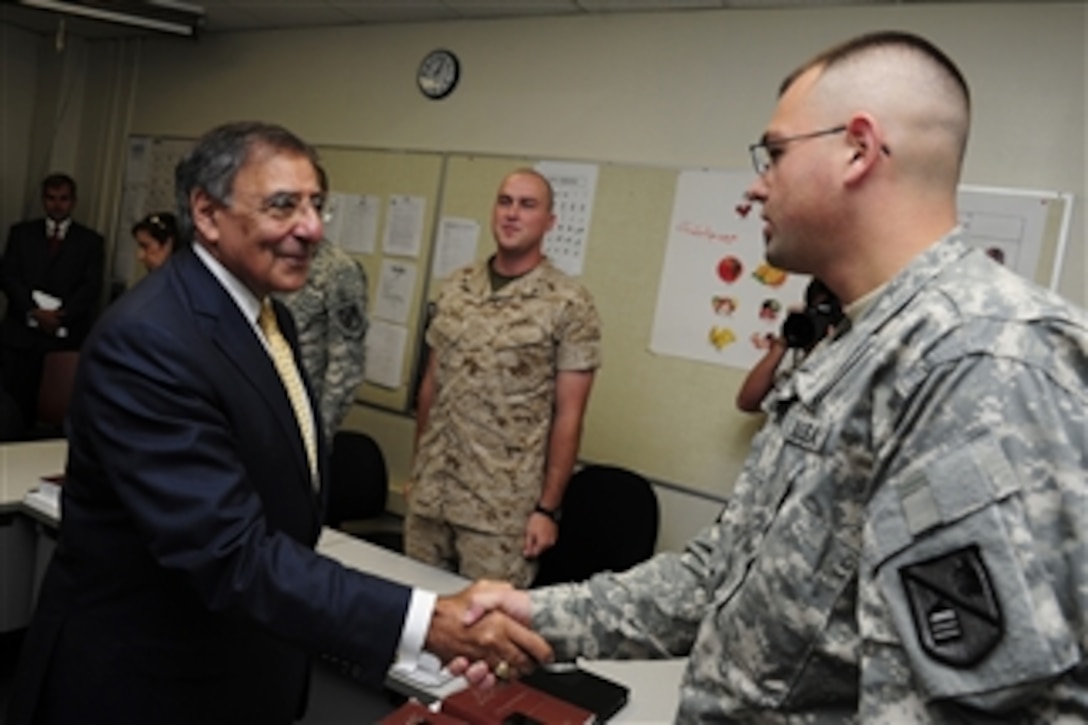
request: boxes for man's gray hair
[174,121,319,243]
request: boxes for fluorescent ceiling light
[18,0,205,36]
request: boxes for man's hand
[426,581,550,686]
[523,514,557,558]
[30,308,64,335]
[460,579,533,627]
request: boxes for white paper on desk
[386,661,466,704]
[390,652,454,687]
[23,482,61,519]
[37,481,61,498]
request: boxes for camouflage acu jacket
[280,240,368,442]
[531,233,1088,723]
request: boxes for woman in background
[131,212,179,272]
[735,278,841,413]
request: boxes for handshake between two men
[425,580,540,687]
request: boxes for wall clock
[417,49,460,100]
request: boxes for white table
[582,658,684,723]
[0,439,67,511]
[317,527,467,594]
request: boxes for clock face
[417,49,460,100]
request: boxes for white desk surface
[3,440,686,722]
[317,527,468,594]
[0,439,67,506]
[581,657,684,723]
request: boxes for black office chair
[532,464,660,588]
[24,350,80,441]
[324,430,404,552]
[0,385,25,442]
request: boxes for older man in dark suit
[7,122,549,725]
[0,173,105,429]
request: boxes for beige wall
[5,3,1086,549]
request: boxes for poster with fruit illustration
[650,169,809,371]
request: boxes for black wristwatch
[533,502,562,523]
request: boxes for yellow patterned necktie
[258,299,318,488]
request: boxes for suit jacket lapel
[172,251,322,514]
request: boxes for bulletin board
[956,185,1074,291]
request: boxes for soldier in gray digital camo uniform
[280,237,367,442]
[407,169,601,588]
[459,32,1088,722]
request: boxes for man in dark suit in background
[0,173,105,430]
[7,122,549,725]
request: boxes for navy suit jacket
[1,218,105,350]
[8,247,411,724]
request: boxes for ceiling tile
[723,0,888,6]
[447,0,582,18]
[576,0,723,11]
[325,0,457,23]
[200,5,262,31]
[197,1,356,30]
[0,0,1042,38]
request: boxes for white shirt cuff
[396,587,436,667]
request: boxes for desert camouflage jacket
[411,257,600,534]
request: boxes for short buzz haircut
[780,31,971,176]
[781,31,970,112]
[42,173,76,199]
[174,121,319,243]
[504,168,555,212]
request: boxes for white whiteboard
[957,184,1073,292]
[649,168,809,372]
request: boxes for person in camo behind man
[279,165,368,443]
[406,168,602,588]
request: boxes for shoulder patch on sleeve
[899,544,1003,668]
[335,304,365,337]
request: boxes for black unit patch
[899,545,1003,667]
[336,304,364,336]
